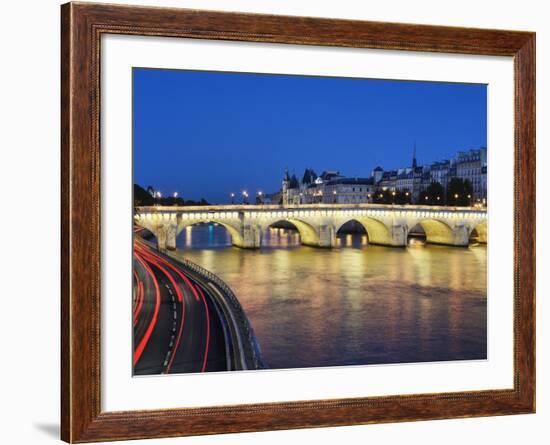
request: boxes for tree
[134,184,155,206]
[464,180,473,204]
[373,189,411,205]
[447,178,473,206]
[420,181,445,205]
[395,189,412,205]
[134,184,212,206]
[373,189,391,204]
[163,196,185,206]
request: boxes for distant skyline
[133,68,487,204]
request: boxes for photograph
[131,68,488,376]
[50,1,538,442]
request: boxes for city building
[454,148,487,202]
[276,145,487,207]
[480,165,487,204]
[312,177,375,204]
[281,168,374,205]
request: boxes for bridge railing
[136,203,487,214]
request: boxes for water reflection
[263,227,301,248]
[334,233,369,248]
[174,224,487,370]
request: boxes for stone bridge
[134,204,487,250]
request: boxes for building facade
[277,146,487,207]
[454,148,487,203]
[281,169,375,205]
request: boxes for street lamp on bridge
[154,191,162,206]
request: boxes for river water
[171,224,487,370]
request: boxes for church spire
[284,166,290,181]
[412,141,417,169]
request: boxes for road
[133,236,230,375]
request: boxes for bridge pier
[156,227,167,251]
[389,224,408,247]
[166,225,177,250]
[154,225,178,251]
[451,225,471,247]
[239,224,261,249]
[319,225,336,248]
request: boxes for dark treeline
[134,184,210,207]
[373,178,474,206]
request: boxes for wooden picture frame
[61,2,535,442]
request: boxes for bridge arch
[409,219,456,246]
[469,220,488,244]
[262,218,321,247]
[335,217,392,246]
[334,220,368,248]
[179,220,245,248]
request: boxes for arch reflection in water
[407,223,427,246]
[335,220,369,248]
[178,222,231,249]
[172,223,487,370]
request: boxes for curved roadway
[133,237,229,375]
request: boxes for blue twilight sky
[133,68,487,204]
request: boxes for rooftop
[326,177,375,186]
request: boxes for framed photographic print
[61,2,535,442]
